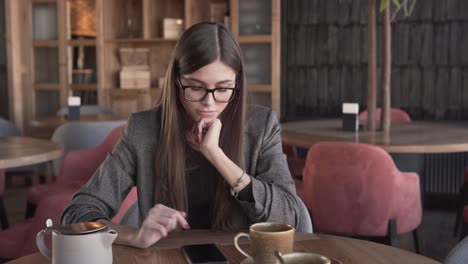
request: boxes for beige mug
[234,222,295,263]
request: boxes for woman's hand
[133,204,190,248]
[185,118,223,161]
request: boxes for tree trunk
[367,0,377,131]
[380,4,391,132]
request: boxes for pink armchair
[454,168,468,238]
[0,169,6,229]
[303,142,422,251]
[0,125,138,261]
[358,108,411,122]
[25,125,125,217]
[282,144,305,198]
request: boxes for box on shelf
[162,18,183,39]
[210,3,227,23]
[157,77,165,88]
[119,48,151,89]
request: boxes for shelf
[33,83,60,91]
[238,35,272,43]
[68,39,97,46]
[31,0,57,3]
[107,87,161,94]
[70,83,97,91]
[105,38,178,44]
[248,84,271,93]
[33,40,59,47]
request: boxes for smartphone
[181,243,229,264]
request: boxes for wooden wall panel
[282,0,468,121]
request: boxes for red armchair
[454,168,468,238]
[303,142,422,251]
[358,108,411,122]
[0,125,138,261]
[282,144,305,199]
[0,169,6,229]
[463,206,468,239]
[25,125,125,217]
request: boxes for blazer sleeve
[236,110,301,228]
[61,115,137,225]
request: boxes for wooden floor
[2,175,462,262]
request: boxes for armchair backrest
[445,236,468,264]
[57,125,125,185]
[56,105,115,116]
[358,108,411,122]
[303,142,419,236]
[51,120,127,153]
[51,120,126,175]
[0,118,20,136]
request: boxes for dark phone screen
[182,243,228,264]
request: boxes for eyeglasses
[177,78,238,103]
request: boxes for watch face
[54,222,107,235]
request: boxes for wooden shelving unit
[6,0,281,134]
[33,83,61,91]
[105,38,178,44]
[230,0,281,117]
[68,39,96,46]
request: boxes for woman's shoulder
[246,104,273,120]
[127,108,161,139]
[245,104,278,133]
[130,108,161,123]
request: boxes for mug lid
[54,222,107,235]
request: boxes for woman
[61,22,301,248]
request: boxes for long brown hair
[155,22,246,230]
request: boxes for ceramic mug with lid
[36,219,117,264]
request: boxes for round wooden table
[281,119,468,153]
[0,137,64,169]
[0,136,63,228]
[7,230,440,264]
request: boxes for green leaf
[380,0,389,12]
[392,0,401,8]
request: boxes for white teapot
[36,219,117,264]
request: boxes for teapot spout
[102,229,118,248]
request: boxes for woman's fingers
[196,119,207,144]
[174,211,191,229]
[136,204,190,247]
[148,204,191,229]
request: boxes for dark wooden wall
[0,0,9,119]
[281,0,468,121]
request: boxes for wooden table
[281,119,468,153]
[0,137,63,169]
[0,136,63,227]
[7,230,440,264]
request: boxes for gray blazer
[61,105,301,229]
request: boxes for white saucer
[240,258,254,264]
[239,255,340,264]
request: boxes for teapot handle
[36,229,51,259]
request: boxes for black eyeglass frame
[177,77,239,103]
